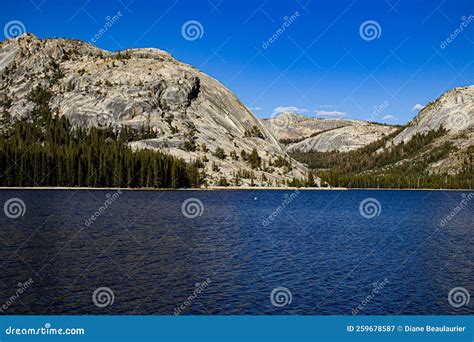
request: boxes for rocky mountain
[261,112,397,153]
[266,87,473,177]
[0,33,313,187]
[290,86,473,189]
[387,86,473,174]
[2,34,470,189]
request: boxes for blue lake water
[0,189,472,315]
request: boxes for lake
[0,189,472,315]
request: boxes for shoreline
[0,186,471,191]
[0,186,342,191]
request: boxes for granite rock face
[387,86,473,174]
[286,124,397,153]
[2,34,470,182]
[0,34,313,187]
[263,86,473,175]
[392,86,473,144]
[262,112,397,152]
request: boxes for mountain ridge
[289,86,473,188]
[1,34,472,189]
[0,33,314,187]
[262,111,399,152]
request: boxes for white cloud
[411,104,425,112]
[248,106,262,112]
[319,105,333,108]
[272,106,308,115]
[382,114,397,120]
[315,110,346,117]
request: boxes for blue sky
[1,0,473,123]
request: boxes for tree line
[0,87,202,188]
[291,127,473,189]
